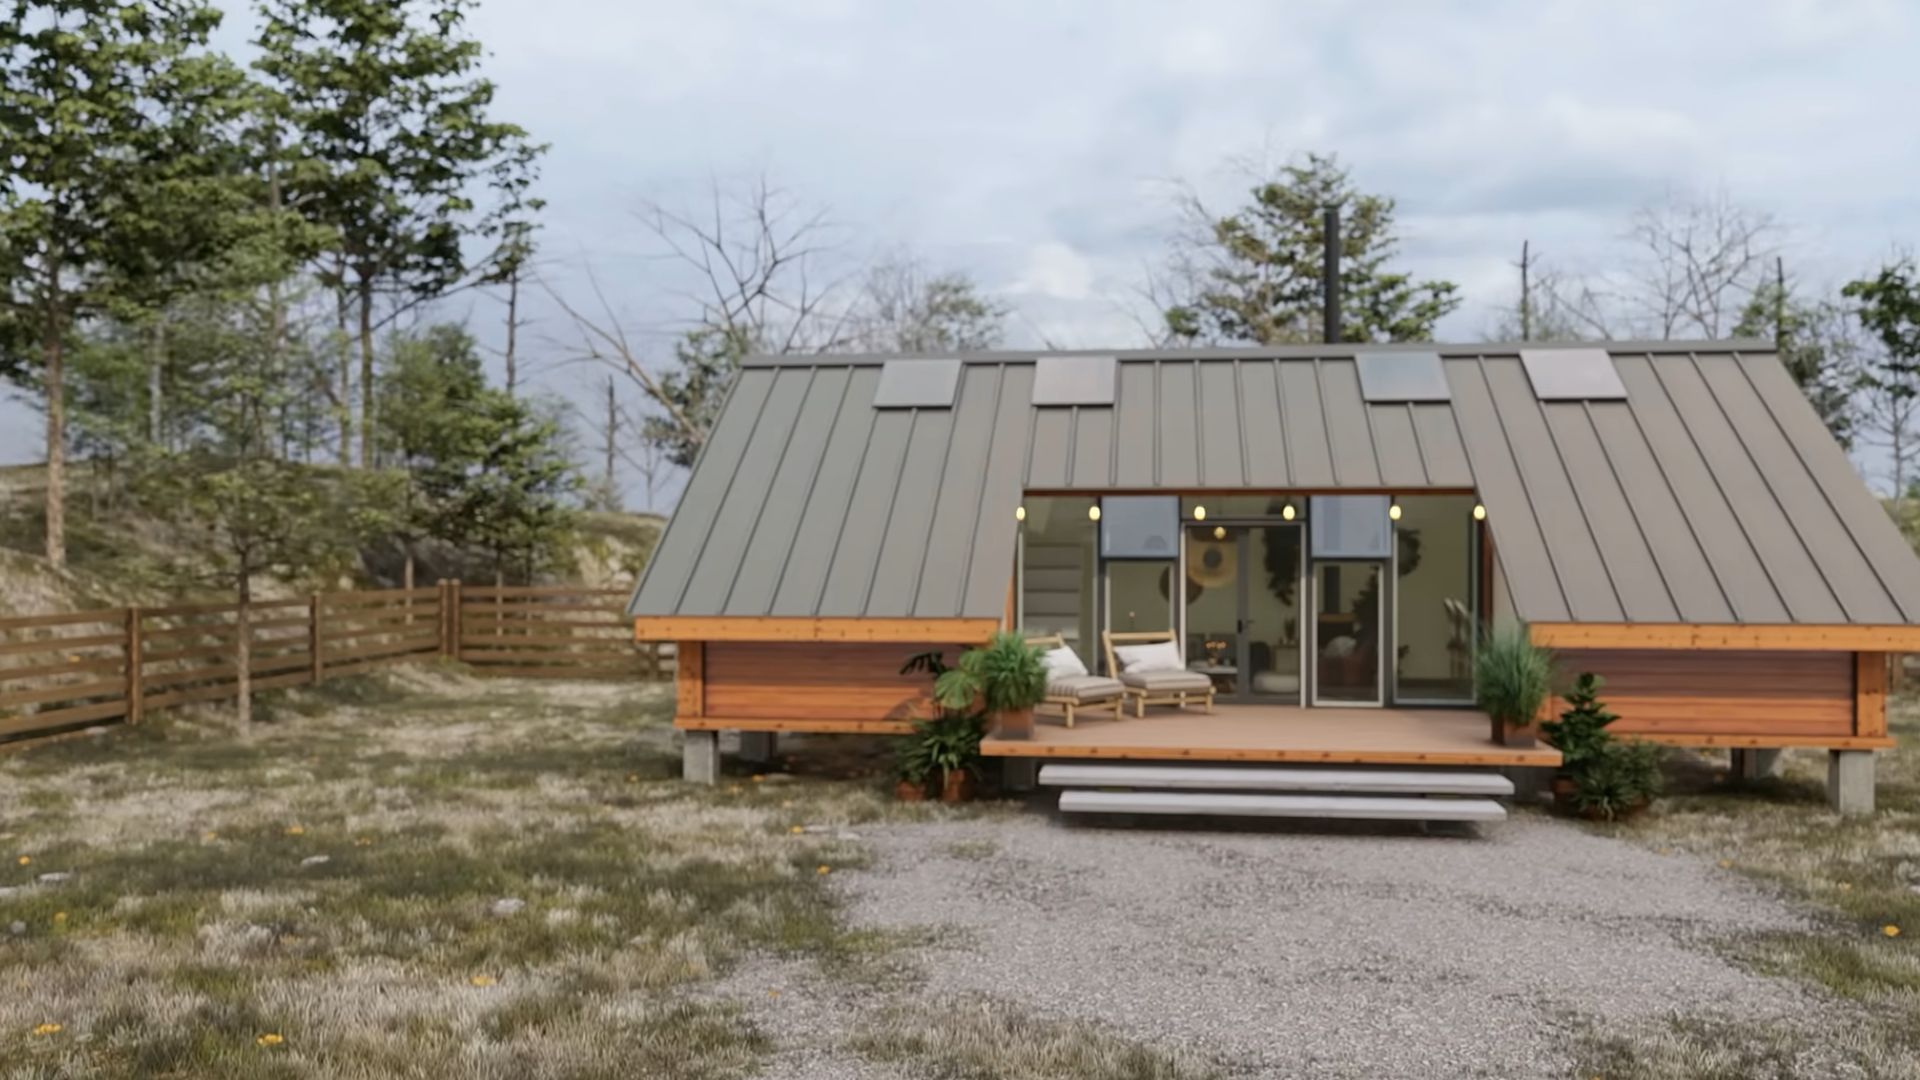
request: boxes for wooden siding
[1552,648,1855,739]
[694,641,964,723]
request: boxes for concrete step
[1057,789,1508,822]
[1037,763,1514,798]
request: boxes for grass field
[0,668,946,1079]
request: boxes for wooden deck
[981,704,1562,767]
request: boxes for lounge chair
[1026,633,1124,728]
[1101,630,1216,717]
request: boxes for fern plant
[934,632,1048,715]
[1540,673,1619,772]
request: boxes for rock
[489,898,526,918]
[35,872,70,885]
[0,886,18,899]
[299,855,331,868]
[7,921,23,936]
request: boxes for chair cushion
[1113,640,1183,674]
[1047,674,1125,702]
[1041,646,1089,679]
[1120,669,1214,692]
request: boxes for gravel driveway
[735,811,1851,1079]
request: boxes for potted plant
[894,740,933,802]
[1573,740,1664,821]
[1539,673,1619,805]
[907,712,987,803]
[1474,628,1555,747]
[934,632,1048,741]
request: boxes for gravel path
[735,811,1849,1078]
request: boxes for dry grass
[0,669,966,1079]
[851,996,1217,1080]
[1576,690,1920,1077]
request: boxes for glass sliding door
[1393,496,1477,703]
[1181,523,1303,702]
[1312,560,1383,705]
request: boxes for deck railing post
[125,606,144,725]
[309,592,324,685]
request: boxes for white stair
[1037,764,1512,797]
[1039,763,1511,824]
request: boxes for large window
[1108,561,1175,634]
[1393,496,1476,703]
[1019,497,1096,652]
[1310,495,1391,558]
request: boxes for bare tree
[1483,244,1617,342]
[1624,188,1780,339]
[845,252,1007,354]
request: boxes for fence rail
[0,581,664,747]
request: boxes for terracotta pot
[895,779,928,803]
[1491,716,1537,748]
[994,706,1035,741]
[939,769,976,804]
[1550,774,1578,806]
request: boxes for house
[630,342,1920,814]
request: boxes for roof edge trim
[742,340,1777,368]
[633,615,1002,643]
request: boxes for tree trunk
[603,375,618,510]
[505,268,519,397]
[357,278,376,468]
[147,320,165,447]
[43,278,66,568]
[235,569,254,726]
[334,266,352,466]
[403,545,416,628]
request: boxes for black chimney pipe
[1322,204,1341,345]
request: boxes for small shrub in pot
[1474,628,1555,747]
[934,632,1048,741]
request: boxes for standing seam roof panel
[1612,355,1789,622]
[958,364,1037,618]
[1651,356,1844,622]
[1367,404,1427,488]
[1540,403,1679,622]
[1113,362,1157,487]
[1738,353,1920,621]
[1238,361,1289,486]
[814,410,914,616]
[718,367,852,615]
[911,367,1003,617]
[1198,362,1244,486]
[1696,355,1903,623]
[677,367,816,615]
[1278,362,1334,486]
[766,367,884,616]
[1446,357,1569,622]
[629,368,775,615]
[1026,408,1071,489]
[1070,407,1114,488]
[1157,363,1200,487]
[1480,358,1624,621]
[865,408,959,616]
[1583,405,1736,623]
[1408,404,1472,487]
[1319,360,1382,487]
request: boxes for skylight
[1356,351,1450,402]
[1521,348,1627,401]
[1032,356,1117,406]
[873,359,961,408]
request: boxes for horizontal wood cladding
[1553,648,1855,739]
[699,641,963,721]
[1531,622,1920,651]
[635,617,999,643]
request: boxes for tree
[1844,261,1920,507]
[1484,242,1615,342]
[847,253,1006,354]
[373,322,495,589]
[1623,189,1779,340]
[0,0,248,566]
[1734,262,1860,448]
[480,135,546,397]
[1161,153,1459,345]
[427,392,579,583]
[254,0,541,467]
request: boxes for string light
[1281,503,1296,521]
[1212,525,1226,540]
[1388,502,1402,522]
[1192,505,1207,521]
[1473,503,1487,521]
[1088,505,1101,522]
[1015,505,1026,522]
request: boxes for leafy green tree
[253,0,542,467]
[373,322,496,587]
[1733,275,1860,448]
[1163,153,1459,345]
[428,392,579,583]
[0,0,247,566]
[1844,262,1920,505]
[640,325,752,470]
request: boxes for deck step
[1037,764,1513,797]
[1058,789,1508,822]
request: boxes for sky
[6,0,1920,507]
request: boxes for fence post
[125,606,144,725]
[436,579,449,657]
[448,580,464,662]
[309,592,324,685]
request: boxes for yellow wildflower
[32,1023,61,1036]
[751,775,765,784]
[1717,859,1733,869]
[789,826,804,835]
[256,1033,284,1047]
[1838,882,1853,892]
[202,831,218,842]
[51,912,66,925]
[15,856,28,866]
[284,825,305,836]
[1884,925,1902,938]
[816,865,831,876]
[626,773,639,783]
[470,974,497,987]
[354,837,372,847]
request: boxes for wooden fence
[0,582,662,746]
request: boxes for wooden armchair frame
[1101,630,1216,717]
[1026,633,1122,728]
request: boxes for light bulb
[1212,525,1226,540]
[1473,503,1486,521]
[1282,504,1296,521]
[1388,502,1402,521]
[1015,505,1026,522]
[1088,505,1101,522]
[1192,505,1206,521]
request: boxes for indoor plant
[934,632,1048,741]
[1474,628,1555,747]
[1539,673,1619,805]
[1573,740,1663,821]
